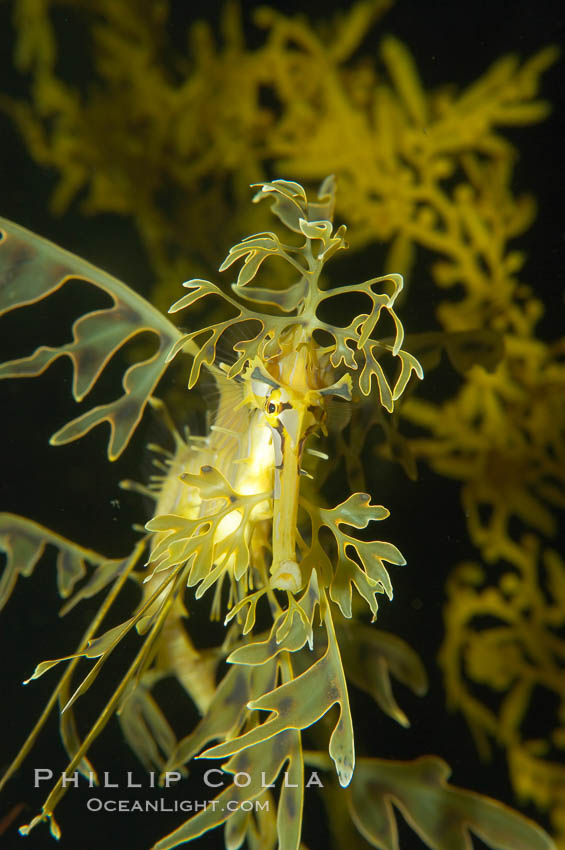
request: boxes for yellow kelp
[2,0,556,299]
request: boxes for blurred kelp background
[0,0,563,848]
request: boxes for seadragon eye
[265,389,284,420]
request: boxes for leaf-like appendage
[165,662,278,772]
[347,756,556,850]
[315,274,424,406]
[227,570,320,663]
[252,179,311,233]
[168,279,298,386]
[253,176,338,233]
[220,231,289,289]
[168,180,423,410]
[0,218,185,459]
[202,602,355,789]
[300,494,405,621]
[225,787,278,850]
[156,733,302,850]
[0,512,108,611]
[338,623,428,728]
[0,514,145,797]
[118,671,179,772]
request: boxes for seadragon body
[0,179,555,850]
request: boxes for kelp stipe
[0,179,555,850]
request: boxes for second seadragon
[0,179,555,849]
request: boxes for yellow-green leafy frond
[168,179,423,409]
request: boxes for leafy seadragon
[0,178,555,849]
